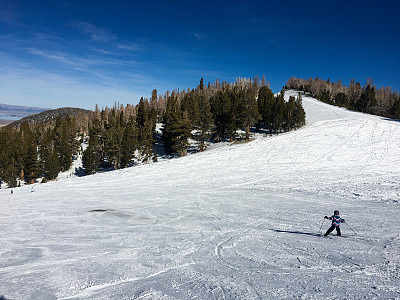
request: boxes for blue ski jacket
[328,215,345,227]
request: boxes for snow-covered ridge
[1,91,399,299]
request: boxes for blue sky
[0,0,399,109]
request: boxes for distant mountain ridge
[8,107,92,127]
[0,103,50,119]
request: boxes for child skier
[324,210,345,236]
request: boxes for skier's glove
[324,216,328,219]
[342,219,345,223]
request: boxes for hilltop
[7,107,92,127]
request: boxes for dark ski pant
[324,225,341,236]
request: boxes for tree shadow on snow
[380,117,400,123]
[74,167,86,177]
[272,229,321,237]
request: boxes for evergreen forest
[0,76,307,188]
[0,115,83,188]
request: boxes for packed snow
[1,91,400,299]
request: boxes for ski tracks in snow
[213,221,264,271]
[60,262,196,300]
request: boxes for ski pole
[318,218,325,234]
[345,221,357,235]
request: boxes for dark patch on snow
[89,209,114,212]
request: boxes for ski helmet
[334,210,339,215]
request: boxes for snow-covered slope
[1,91,400,299]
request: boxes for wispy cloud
[0,47,163,109]
[27,48,76,66]
[118,43,141,51]
[27,47,139,70]
[69,21,116,42]
[0,66,147,109]
[91,48,113,55]
[32,32,60,42]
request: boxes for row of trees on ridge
[286,77,400,118]
[0,77,307,187]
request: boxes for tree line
[0,76,307,187]
[83,77,306,171]
[0,115,81,188]
[82,99,158,174]
[286,77,400,119]
[163,77,306,153]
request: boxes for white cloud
[26,47,140,72]
[0,67,146,109]
[118,43,141,51]
[91,48,113,55]
[69,21,116,42]
[27,48,76,66]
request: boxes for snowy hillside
[1,91,400,299]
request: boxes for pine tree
[136,98,147,140]
[18,122,39,184]
[82,118,102,174]
[257,85,275,132]
[0,127,19,187]
[391,98,400,119]
[293,92,306,128]
[104,108,124,169]
[38,127,60,180]
[194,87,214,151]
[82,142,99,175]
[320,90,331,104]
[151,89,158,119]
[356,84,377,113]
[335,92,349,108]
[349,81,363,109]
[272,90,286,133]
[47,150,60,180]
[172,110,192,156]
[162,92,192,155]
[141,118,156,163]
[181,90,200,125]
[149,90,158,133]
[120,115,138,168]
[236,85,261,140]
[286,96,296,130]
[54,115,77,172]
[199,77,204,90]
[211,88,236,141]
[136,98,156,162]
